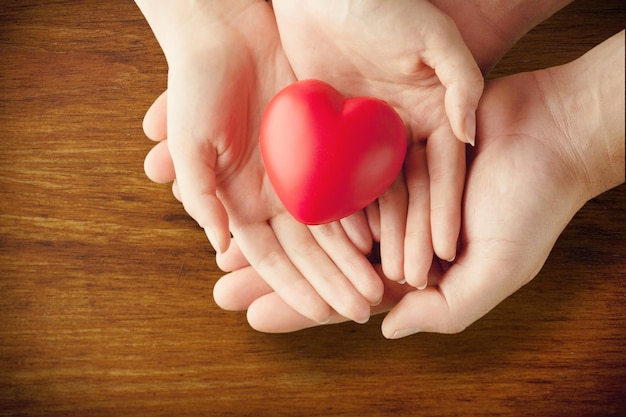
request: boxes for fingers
[246,266,416,333]
[232,220,334,324]
[142,90,168,141]
[377,174,408,281]
[141,91,176,184]
[241,253,503,337]
[377,137,457,290]
[217,218,383,321]
[402,143,433,288]
[213,260,445,335]
[215,237,249,272]
[267,214,374,323]
[247,292,343,333]
[365,202,381,242]
[233,213,387,325]
[213,267,273,311]
[339,211,374,255]
[426,125,464,262]
[216,218,384,325]
[144,140,175,184]
[422,10,484,145]
[308,221,384,306]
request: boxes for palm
[209,45,289,225]
[178,6,293,224]
[455,73,582,290]
[274,1,452,137]
[381,71,588,335]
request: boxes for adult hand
[383,31,624,337]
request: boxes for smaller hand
[138,1,384,324]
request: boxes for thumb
[422,11,484,146]
[381,243,538,338]
[168,136,230,254]
[165,82,231,254]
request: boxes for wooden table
[1,1,624,416]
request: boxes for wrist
[539,31,625,202]
[432,0,573,73]
[134,0,256,60]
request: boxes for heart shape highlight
[260,79,407,225]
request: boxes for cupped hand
[272,0,484,287]
[139,1,383,324]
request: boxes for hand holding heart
[138,1,385,325]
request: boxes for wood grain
[1,1,624,416]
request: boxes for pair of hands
[138,0,483,324]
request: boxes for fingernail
[356,315,370,325]
[317,317,331,325]
[417,282,427,291]
[391,328,420,339]
[371,297,383,307]
[398,279,406,285]
[204,228,221,254]
[464,110,476,147]
[447,255,456,263]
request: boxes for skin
[136,0,383,324]
[213,31,625,337]
[135,0,487,321]
[430,0,574,73]
[272,0,484,287]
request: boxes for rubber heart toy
[260,79,407,225]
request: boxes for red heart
[260,79,407,225]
